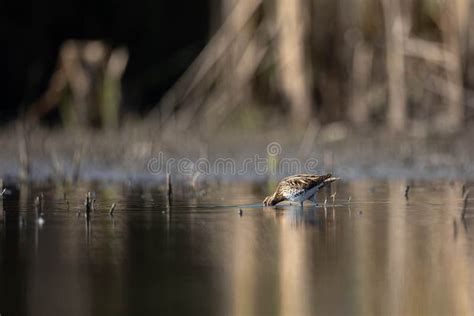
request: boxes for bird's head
[263,194,277,206]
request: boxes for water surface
[0,180,473,315]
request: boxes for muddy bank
[0,122,473,182]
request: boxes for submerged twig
[34,194,44,216]
[109,203,116,216]
[461,189,470,219]
[404,185,410,199]
[463,189,470,204]
[166,173,173,203]
[453,219,458,240]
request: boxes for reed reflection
[277,206,311,316]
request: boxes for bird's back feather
[263,173,338,206]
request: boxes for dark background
[0,0,211,123]
[2,0,472,134]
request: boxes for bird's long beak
[263,196,271,206]
[324,177,340,184]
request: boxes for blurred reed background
[2,0,474,181]
[3,0,474,133]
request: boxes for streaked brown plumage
[263,174,339,206]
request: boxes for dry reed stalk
[350,41,374,126]
[297,119,320,158]
[381,0,407,132]
[71,145,83,183]
[17,123,30,182]
[276,0,313,122]
[461,189,470,219]
[156,0,263,123]
[50,148,64,181]
[438,0,465,131]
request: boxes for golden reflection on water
[1,180,473,315]
[278,207,311,316]
[225,181,474,316]
[231,208,257,316]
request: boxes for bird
[263,174,339,207]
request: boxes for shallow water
[0,180,473,315]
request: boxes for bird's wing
[280,174,332,193]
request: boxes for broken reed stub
[109,203,117,215]
[34,196,41,208]
[85,192,92,214]
[166,173,173,198]
[331,192,337,204]
[34,194,44,210]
